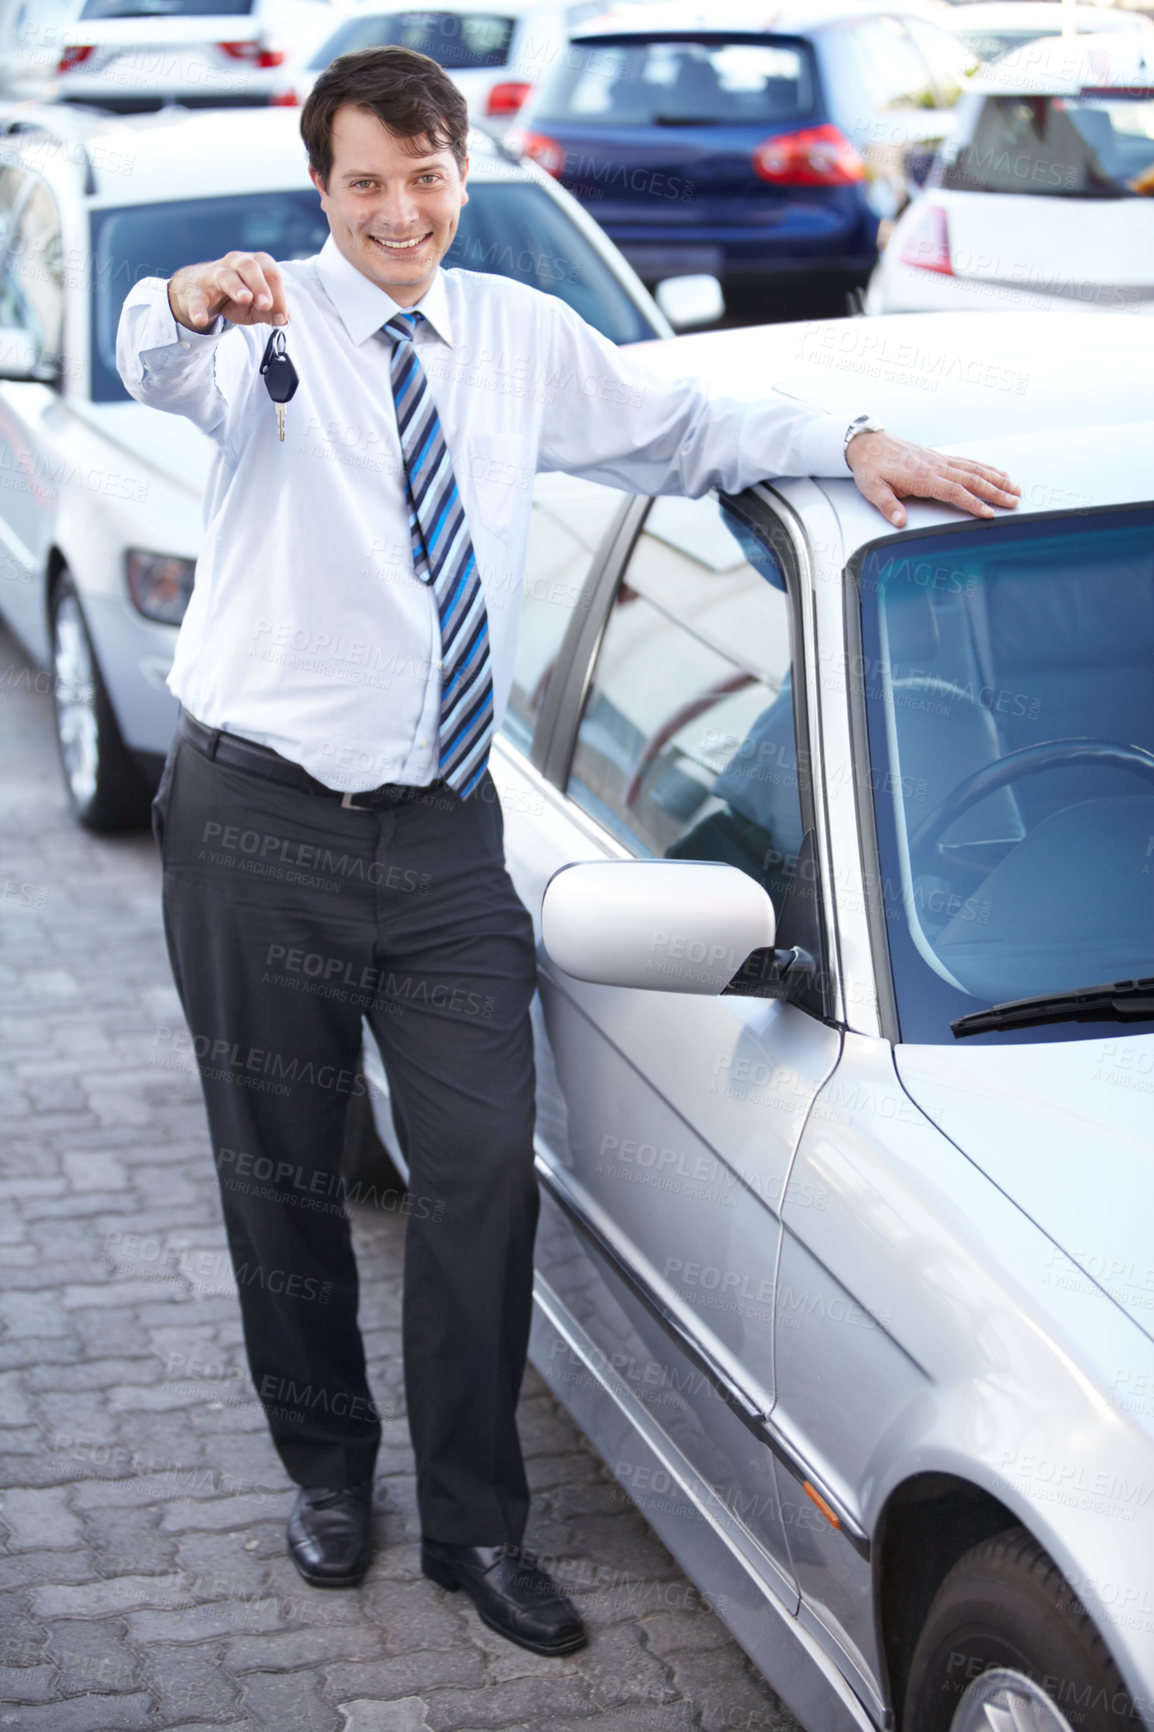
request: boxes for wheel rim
[951,1669,1078,1732]
[53,592,99,808]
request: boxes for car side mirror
[541,859,775,995]
[654,274,725,331]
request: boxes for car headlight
[126,551,196,625]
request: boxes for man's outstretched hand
[168,252,290,333]
[846,431,1020,527]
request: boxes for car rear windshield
[309,10,515,71]
[80,0,253,16]
[90,181,654,401]
[535,36,815,128]
[856,507,1154,1043]
[936,91,1154,196]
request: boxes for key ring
[260,329,287,373]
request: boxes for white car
[0,0,83,99]
[0,103,674,829]
[52,0,339,112]
[268,0,593,130]
[359,305,1154,1732]
[948,1,1154,65]
[866,31,1154,316]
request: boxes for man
[117,46,1019,1657]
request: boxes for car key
[260,329,298,441]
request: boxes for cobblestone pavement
[0,626,805,1732]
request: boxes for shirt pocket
[461,433,536,543]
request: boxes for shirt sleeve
[536,296,855,494]
[116,277,262,444]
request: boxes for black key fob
[260,329,298,405]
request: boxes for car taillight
[268,88,299,106]
[486,81,532,116]
[899,204,953,275]
[57,44,94,73]
[511,129,565,177]
[753,123,864,187]
[219,40,286,68]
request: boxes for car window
[89,180,655,404]
[80,0,254,16]
[445,181,657,343]
[903,17,980,107]
[0,173,64,366]
[857,506,1154,1041]
[839,16,937,112]
[501,473,624,755]
[567,494,804,911]
[936,90,1154,197]
[309,10,515,70]
[536,36,816,127]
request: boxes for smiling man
[116,46,1018,1657]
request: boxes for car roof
[0,104,529,200]
[628,311,1153,553]
[972,27,1154,90]
[571,0,952,39]
[957,2,1152,25]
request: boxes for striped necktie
[382,310,493,798]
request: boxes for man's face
[310,104,468,305]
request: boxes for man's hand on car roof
[168,252,291,334]
[846,432,1020,527]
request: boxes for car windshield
[309,10,515,71]
[89,182,654,401]
[79,0,254,16]
[936,90,1154,196]
[535,36,814,127]
[856,508,1154,1043]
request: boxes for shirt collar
[315,235,454,348]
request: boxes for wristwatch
[843,414,885,465]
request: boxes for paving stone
[225,1623,388,1673]
[125,1596,285,1644]
[0,1486,84,1550]
[419,1675,598,1729]
[0,1371,36,1426]
[0,1663,57,1703]
[0,1552,98,1593]
[142,1641,242,1723]
[81,1503,180,1576]
[32,1572,189,1618]
[0,1692,154,1729]
[356,1578,467,1654]
[337,1701,434,1732]
[43,1618,142,1696]
[666,1647,799,1731]
[160,1492,292,1533]
[639,1608,734,1654]
[241,1669,343,1731]
[322,1647,487,1705]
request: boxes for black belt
[178,713,453,811]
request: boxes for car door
[0,160,66,655]
[496,479,844,1604]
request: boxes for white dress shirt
[117,237,853,793]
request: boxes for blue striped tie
[383,311,493,798]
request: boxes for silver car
[367,308,1154,1730]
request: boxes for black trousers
[152,724,539,1545]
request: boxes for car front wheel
[51,571,151,832]
[904,1527,1137,1732]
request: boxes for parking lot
[0,624,805,1730]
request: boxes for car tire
[51,570,152,832]
[904,1526,1137,1732]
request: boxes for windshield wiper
[952,977,1154,1038]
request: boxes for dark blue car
[508,2,976,316]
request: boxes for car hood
[70,401,212,500]
[896,1037,1154,1342]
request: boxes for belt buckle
[341,790,372,811]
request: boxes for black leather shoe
[421,1539,586,1656]
[287,1483,373,1587]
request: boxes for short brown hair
[301,46,469,186]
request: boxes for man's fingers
[860,476,907,529]
[944,455,1021,494]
